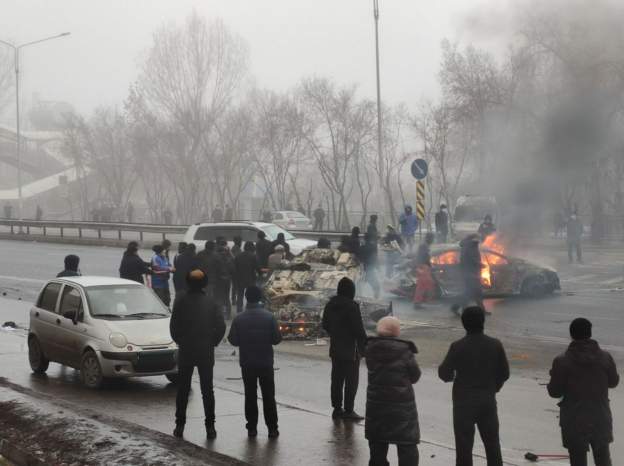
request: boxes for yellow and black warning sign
[416,180,425,220]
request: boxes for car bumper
[99,349,178,378]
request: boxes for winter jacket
[459,238,482,280]
[234,251,259,288]
[321,278,367,361]
[478,221,496,240]
[256,238,273,268]
[359,241,378,270]
[566,217,583,243]
[231,244,242,257]
[366,223,379,243]
[365,337,421,444]
[435,211,449,235]
[172,250,198,292]
[270,239,291,257]
[228,302,282,369]
[119,253,149,284]
[215,248,235,281]
[170,289,226,366]
[547,339,619,448]
[196,250,218,285]
[399,212,418,236]
[151,254,171,289]
[438,332,510,407]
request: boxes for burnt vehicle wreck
[386,243,560,300]
[263,248,392,339]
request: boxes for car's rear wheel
[28,336,49,374]
[80,350,104,389]
[165,373,178,384]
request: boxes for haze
[2,0,482,115]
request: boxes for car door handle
[56,318,61,325]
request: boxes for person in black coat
[366,215,379,243]
[255,231,273,268]
[321,277,367,420]
[234,241,260,313]
[196,241,217,297]
[547,318,619,466]
[438,306,510,466]
[172,243,197,293]
[346,226,361,257]
[214,242,235,319]
[366,316,421,466]
[119,242,149,284]
[435,204,449,243]
[228,286,282,438]
[360,232,380,298]
[452,234,485,315]
[170,269,226,439]
[57,254,81,277]
[270,232,291,258]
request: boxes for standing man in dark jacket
[452,234,485,315]
[119,242,149,284]
[270,232,291,258]
[234,242,260,313]
[566,213,583,264]
[346,226,362,257]
[547,318,619,466]
[214,241,235,319]
[360,232,380,299]
[313,204,325,231]
[228,286,282,438]
[170,269,226,439]
[366,215,379,243]
[196,241,217,298]
[438,306,510,466]
[322,277,367,420]
[255,231,273,268]
[435,204,449,243]
[366,316,421,466]
[57,254,81,277]
[172,243,197,293]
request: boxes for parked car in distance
[28,277,178,388]
[271,211,313,231]
[183,221,316,255]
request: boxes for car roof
[274,210,306,215]
[191,222,268,228]
[50,276,144,288]
[430,244,503,255]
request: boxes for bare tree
[135,12,249,222]
[299,77,376,230]
[250,89,307,211]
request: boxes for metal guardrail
[0,219,349,244]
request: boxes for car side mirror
[62,310,78,324]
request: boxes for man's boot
[206,421,217,439]
[173,421,185,438]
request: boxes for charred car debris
[263,248,393,339]
[385,241,561,300]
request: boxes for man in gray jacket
[548,318,619,466]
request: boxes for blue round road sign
[411,159,428,180]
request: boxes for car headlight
[109,332,128,348]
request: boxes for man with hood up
[547,318,619,466]
[57,254,81,277]
[322,277,367,420]
[439,306,510,466]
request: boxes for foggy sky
[1,0,490,116]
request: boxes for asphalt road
[0,239,623,464]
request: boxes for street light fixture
[373,1,383,185]
[0,32,71,225]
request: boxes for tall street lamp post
[0,32,71,224]
[373,0,383,179]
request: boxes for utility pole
[0,32,70,226]
[373,0,383,182]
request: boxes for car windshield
[261,224,295,241]
[86,285,169,319]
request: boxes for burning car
[263,248,392,339]
[387,235,560,300]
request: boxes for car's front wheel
[80,350,104,389]
[165,373,178,384]
[521,276,546,298]
[28,336,49,374]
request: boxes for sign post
[410,159,428,239]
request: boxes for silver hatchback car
[28,276,178,388]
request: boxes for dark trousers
[215,279,232,318]
[331,358,360,412]
[314,218,324,231]
[365,267,380,299]
[242,366,278,431]
[569,442,612,466]
[369,441,419,466]
[455,277,484,311]
[153,286,171,307]
[175,360,215,425]
[568,241,582,263]
[453,402,502,466]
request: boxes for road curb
[0,439,46,466]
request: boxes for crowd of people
[51,217,619,466]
